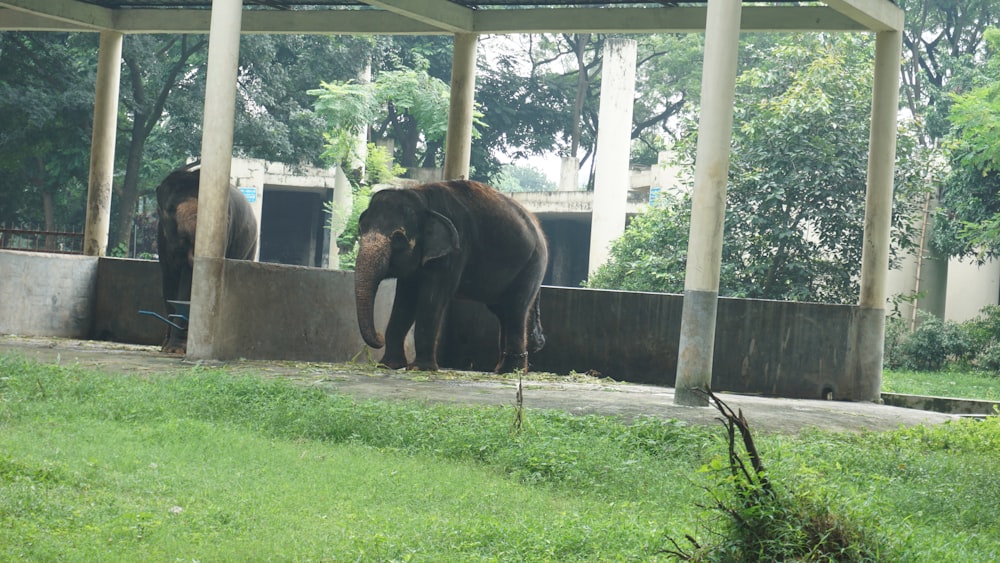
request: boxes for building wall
[945,257,1000,322]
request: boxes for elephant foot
[408,360,439,372]
[495,351,529,374]
[161,342,186,355]
[378,354,408,370]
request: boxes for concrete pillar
[855,30,902,401]
[83,31,123,257]
[329,166,353,270]
[559,156,579,191]
[187,0,243,360]
[587,37,637,276]
[443,33,478,181]
[674,0,742,407]
[860,30,902,311]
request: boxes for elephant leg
[380,280,418,369]
[492,258,546,374]
[159,257,188,355]
[163,263,192,354]
[410,280,457,372]
[490,302,530,374]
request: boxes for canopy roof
[2,1,903,34]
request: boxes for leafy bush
[882,315,910,370]
[585,193,690,293]
[893,312,972,371]
[961,305,1000,373]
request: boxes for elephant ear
[422,210,460,263]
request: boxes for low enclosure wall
[0,250,883,401]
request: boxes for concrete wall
[440,287,881,401]
[1,251,880,400]
[207,259,403,362]
[92,257,164,345]
[0,250,97,338]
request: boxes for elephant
[355,180,548,374]
[155,164,258,354]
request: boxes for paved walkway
[0,335,957,434]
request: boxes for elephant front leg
[410,285,454,372]
[160,260,190,355]
[380,281,418,369]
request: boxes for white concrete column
[855,30,902,401]
[329,166,353,270]
[674,0,742,407]
[587,37,637,276]
[859,30,902,310]
[83,31,123,257]
[559,156,580,191]
[188,0,243,360]
[443,33,478,181]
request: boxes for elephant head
[354,189,460,349]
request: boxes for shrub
[895,312,972,371]
[961,305,1000,373]
[882,315,909,370]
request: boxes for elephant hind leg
[488,302,530,374]
[527,292,545,353]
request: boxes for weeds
[665,391,891,562]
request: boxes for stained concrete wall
[1,251,880,400]
[92,257,164,345]
[440,287,881,401]
[206,259,403,362]
[0,250,97,338]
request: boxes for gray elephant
[155,164,258,354]
[355,180,548,373]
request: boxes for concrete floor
[0,335,957,434]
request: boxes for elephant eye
[390,228,408,245]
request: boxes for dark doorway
[259,189,330,267]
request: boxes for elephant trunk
[355,232,391,349]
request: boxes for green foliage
[884,312,972,372]
[309,80,379,166]
[590,35,928,302]
[324,142,401,270]
[680,463,888,562]
[885,305,1000,374]
[586,192,691,292]
[0,33,96,229]
[310,65,479,172]
[935,27,1000,258]
[492,164,557,193]
[668,396,890,562]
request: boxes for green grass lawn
[883,368,1000,400]
[2,352,999,561]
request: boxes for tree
[310,65,471,174]
[493,164,557,193]
[0,33,96,240]
[589,34,928,304]
[935,28,1000,258]
[473,33,705,186]
[110,34,208,255]
[587,192,691,292]
[108,34,371,255]
[898,0,1000,143]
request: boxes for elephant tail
[528,291,545,353]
